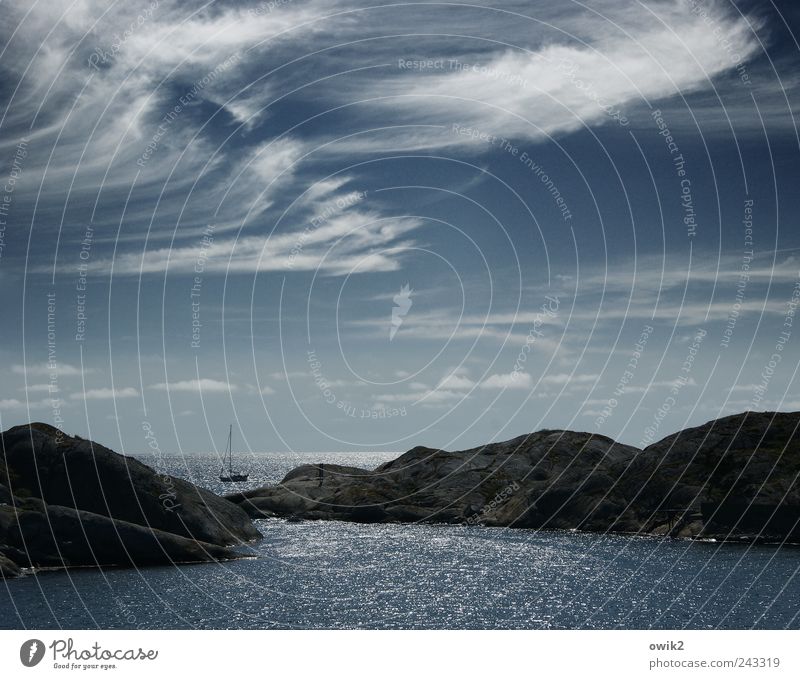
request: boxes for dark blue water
[2,453,798,629]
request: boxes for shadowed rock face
[619,410,800,539]
[0,552,20,577]
[632,411,800,507]
[2,499,234,570]
[227,411,800,542]
[1,423,260,577]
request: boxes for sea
[1,451,798,630]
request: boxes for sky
[0,0,799,458]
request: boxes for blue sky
[1,0,799,457]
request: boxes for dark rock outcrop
[1,423,260,578]
[0,552,20,578]
[1,500,234,570]
[617,410,800,539]
[228,411,800,542]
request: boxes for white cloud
[4,0,385,282]
[23,383,60,393]
[0,398,27,409]
[730,383,761,393]
[90,211,424,276]
[437,373,476,390]
[576,253,800,295]
[337,2,761,152]
[480,372,533,389]
[300,177,355,205]
[70,387,139,400]
[541,373,600,386]
[0,397,56,409]
[418,389,467,404]
[12,363,84,376]
[260,385,276,395]
[269,371,307,380]
[250,137,304,184]
[621,378,698,394]
[372,367,479,406]
[149,378,237,393]
[243,136,307,214]
[373,388,467,405]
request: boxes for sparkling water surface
[2,452,798,629]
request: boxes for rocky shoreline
[226,411,800,543]
[1,423,260,578]
[2,410,798,580]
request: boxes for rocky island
[1,423,260,578]
[227,410,800,543]
[3,411,798,580]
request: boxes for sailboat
[219,424,249,482]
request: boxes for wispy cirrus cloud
[90,212,424,275]
[2,0,385,280]
[327,0,763,153]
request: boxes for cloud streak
[70,387,139,400]
[149,378,237,393]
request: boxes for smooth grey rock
[229,411,800,542]
[0,422,262,578]
[2,423,259,546]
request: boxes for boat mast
[227,424,233,474]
